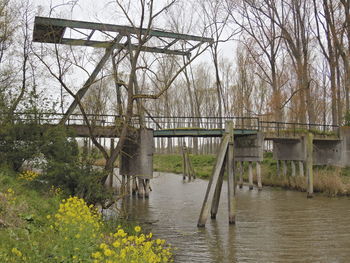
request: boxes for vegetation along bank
[154,153,350,197]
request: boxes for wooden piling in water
[248,161,253,190]
[210,159,225,219]
[306,133,314,198]
[256,161,262,191]
[197,125,231,227]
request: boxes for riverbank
[154,153,350,196]
[0,167,173,262]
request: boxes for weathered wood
[248,161,253,190]
[239,161,244,188]
[306,133,314,198]
[210,157,226,219]
[126,176,131,195]
[299,161,304,177]
[227,126,236,224]
[256,161,262,191]
[291,161,296,177]
[197,134,230,227]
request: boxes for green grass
[154,154,215,178]
[154,153,350,196]
[0,166,140,262]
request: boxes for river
[118,172,350,263]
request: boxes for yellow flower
[104,248,113,257]
[11,248,22,257]
[134,225,141,233]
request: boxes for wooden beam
[60,35,123,124]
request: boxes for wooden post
[256,161,262,191]
[239,161,243,189]
[197,131,230,227]
[299,161,304,177]
[227,125,236,224]
[291,161,296,177]
[248,161,253,190]
[210,158,226,219]
[306,133,314,198]
[277,160,280,177]
[282,160,287,177]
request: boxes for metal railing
[0,112,340,136]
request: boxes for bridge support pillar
[299,161,304,177]
[306,133,314,198]
[282,160,287,177]
[120,129,154,198]
[291,161,296,177]
[256,161,262,191]
[248,161,253,190]
[276,160,280,177]
[238,161,243,188]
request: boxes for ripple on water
[121,172,350,263]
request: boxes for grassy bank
[154,153,350,196]
[0,167,173,262]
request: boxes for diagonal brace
[60,35,123,124]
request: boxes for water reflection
[116,172,350,263]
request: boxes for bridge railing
[260,121,339,136]
[143,116,260,131]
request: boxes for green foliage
[0,121,45,171]
[344,111,350,126]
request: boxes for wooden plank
[197,134,229,227]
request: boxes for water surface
[120,172,350,263]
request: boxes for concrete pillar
[144,179,150,198]
[256,161,262,191]
[306,133,314,198]
[291,161,296,177]
[282,160,287,177]
[277,160,280,177]
[132,176,137,195]
[239,161,244,188]
[227,129,236,224]
[138,178,144,198]
[299,161,304,177]
[248,161,253,190]
[108,138,115,188]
